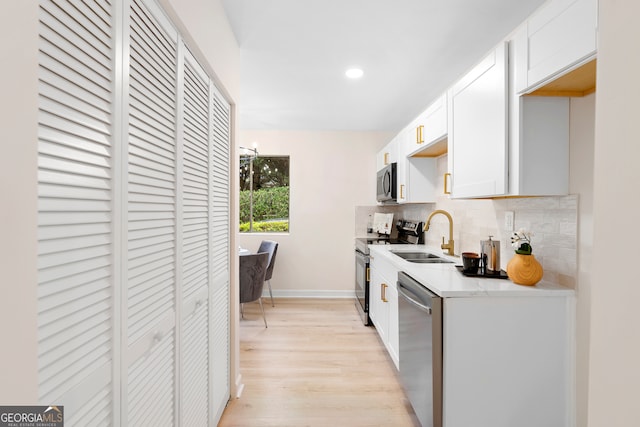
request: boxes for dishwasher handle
[398,285,432,315]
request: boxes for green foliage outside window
[239,156,289,232]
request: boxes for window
[239,155,289,232]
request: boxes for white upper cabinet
[376,137,398,171]
[404,93,448,158]
[515,0,597,94]
[397,157,438,204]
[509,34,571,196]
[393,127,439,204]
[449,43,509,198]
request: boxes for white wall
[570,93,595,427]
[588,1,640,425]
[237,130,392,296]
[0,0,40,404]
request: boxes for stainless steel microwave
[376,162,397,203]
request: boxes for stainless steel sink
[390,251,454,263]
[404,258,454,264]
[390,251,441,259]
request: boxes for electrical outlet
[504,211,514,231]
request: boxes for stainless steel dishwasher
[397,271,443,427]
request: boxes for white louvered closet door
[37,0,232,424]
[37,1,116,425]
[181,49,211,426]
[210,84,231,421]
[125,0,178,424]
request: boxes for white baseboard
[262,289,355,299]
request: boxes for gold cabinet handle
[400,184,405,199]
[384,152,389,165]
[444,173,451,195]
[366,267,370,282]
[416,125,424,144]
[381,283,388,302]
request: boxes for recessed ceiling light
[345,68,364,79]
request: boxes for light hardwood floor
[218,298,420,427]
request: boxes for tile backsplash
[356,155,577,288]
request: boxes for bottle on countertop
[366,214,373,234]
[481,236,500,275]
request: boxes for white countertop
[368,244,574,298]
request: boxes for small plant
[511,229,534,255]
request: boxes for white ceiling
[222,0,547,132]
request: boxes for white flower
[511,229,534,254]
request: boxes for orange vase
[506,253,543,286]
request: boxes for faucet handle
[441,236,449,250]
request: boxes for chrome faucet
[425,209,455,256]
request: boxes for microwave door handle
[384,170,391,194]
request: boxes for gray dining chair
[257,240,279,307]
[239,251,270,328]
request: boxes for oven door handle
[398,285,432,315]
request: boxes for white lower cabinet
[369,258,399,369]
[369,253,574,427]
[442,296,574,427]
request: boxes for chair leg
[267,279,274,307]
[240,303,244,319]
[258,298,268,328]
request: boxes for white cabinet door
[397,156,438,204]
[368,268,388,343]
[395,129,409,202]
[450,43,508,198]
[210,84,232,423]
[519,0,597,93]
[126,0,178,423]
[405,93,448,157]
[386,283,399,368]
[376,138,398,171]
[37,0,116,421]
[181,50,212,427]
[396,126,439,204]
[369,256,399,369]
[443,296,573,427]
[421,94,448,148]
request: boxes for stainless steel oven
[354,247,370,325]
[354,219,424,326]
